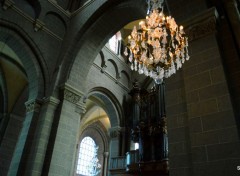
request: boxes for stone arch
[87,87,124,127]
[59,0,146,93]
[44,11,67,38]
[107,59,119,79]
[0,20,48,99]
[0,21,48,175]
[120,70,130,87]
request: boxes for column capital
[109,126,125,139]
[103,152,109,157]
[61,83,85,105]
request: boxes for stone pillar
[46,83,86,176]
[103,152,109,176]
[224,0,240,51]
[8,99,42,176]
[24,96,60,176]
[109,126,122,158]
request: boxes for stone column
[46,83,86,176]
[224,0,240,51]
[24,96,60,176]
[103,152,109,176]
[8,99,42,176]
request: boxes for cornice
[183,7,219,42]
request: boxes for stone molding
[43,96,60,107]
[1,0,63,40]
[75,102,86,115]
[2,0,14,10]
[25,99,42,113]
[184,7,219,42]
[33,19,45,32]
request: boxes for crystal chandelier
[124,0,189,84]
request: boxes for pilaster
[46,83,86,176]
[109,126,125,160]
[25,96,60,176]
[8,99,42,176]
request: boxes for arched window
[108,31,122,54]
[76,136,101,176]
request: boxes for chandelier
[124,0,189,84]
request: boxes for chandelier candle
[124,0,190,84]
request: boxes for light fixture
[124,0,189,84]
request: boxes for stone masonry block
[190,131,219,146]
[178,113,188,127]
[218,126,239,143]
[186,90,199,104]
[168,127,189,143]
[167,102,187,116]
[207,142,240,161]
[169,154,191,168]
[191,146,207,163]
[217,95,233,112]
[189,117,203,133]
[169,142,186,155]
[185,71,212,92]
[210,66,227,84]
[198,83,229,101]
[201,110,235,131]
[196,58,222,73]
[187,98,218,118]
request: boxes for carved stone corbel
[25,99,42,113]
